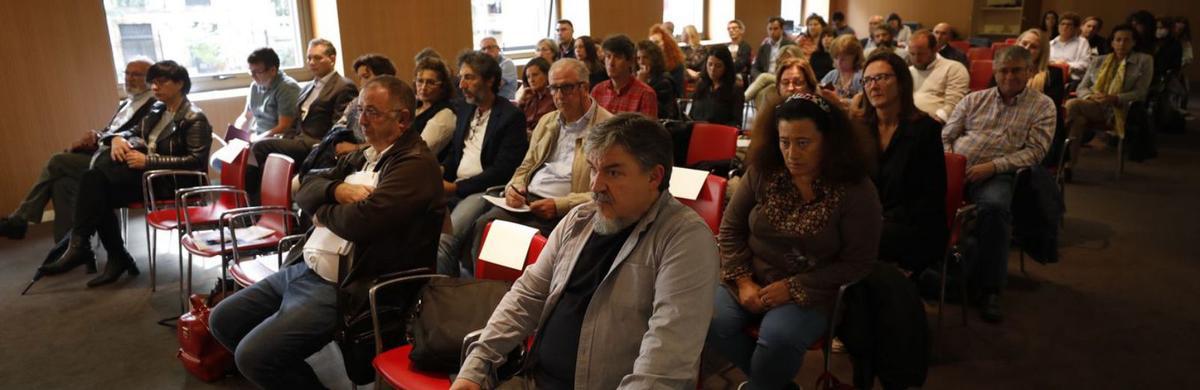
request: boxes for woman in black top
[636,39,681,120]
[689,46,743,126]
[860,52,947,274]
[808,30,836,81]
[575,36,609,87]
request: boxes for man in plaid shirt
[591,34,658,118]
[942,46,1055,323]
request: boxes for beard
[591,191,636,235]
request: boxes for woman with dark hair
[888,13,913,47]
[635,39,681,120]
[809,30,837,80]
[41,60,213,286]
[518,57,555,136]
[574,35,608,86]
[708,92,880,390]
[1042,11,1060,41]
[1127,10,1158,54]
[859,51,947,274]
[689,45,743,126]
[413,56,457,155]
[799,14,828,56]
[649,24,688,97]
[1154,17,1184,81]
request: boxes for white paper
[478,220,538,270]
[736,138,751,148]
[669,166,709,200]
[483,194,531,213]
[211,139,249,164]
[191,225,276,251]
[233,256,282,284]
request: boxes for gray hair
[585,113,674,191]
[993,45,1032,68]
[126,56,154,67]
[550,58,590,86]
[308,38,336,57]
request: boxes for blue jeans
[437,193,489,276]
[707,286,827,390]
[209,262,337,390]
[966,173,1015,292]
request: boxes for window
[707,0,734,42]
[781,0,830,34]
[560,0,590,38]
[663,0,704,36]
[102,0,308,92]
[470,0,556,53]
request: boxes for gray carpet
[2,104,1199,389]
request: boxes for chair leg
[957,252,969,326]
[148,225,156,292]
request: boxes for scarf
[1092,54,1128,137]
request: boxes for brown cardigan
[719,167,881,309]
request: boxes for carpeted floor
[2,103,1198,389]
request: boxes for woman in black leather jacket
[41,60,212,287]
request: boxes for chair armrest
[143,169,210,211]
[217,207,299,261]
[275,234,307,268]
[368,271,445,355]
[178,187,249,234]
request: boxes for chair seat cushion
[146,204,234,230]
[229,256,283,287]
[373,345,452,389]
[181,230,283,258]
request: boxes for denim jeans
[209,262,337,390]
[966,173,1015,292]
[436,193,489,276]
[707,286,827,390]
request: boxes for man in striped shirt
[942,46,1055,323]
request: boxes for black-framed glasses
[548,82,585,94]
[862,73,895,86]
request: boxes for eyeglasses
[862,73,895,86]
[357,104,401,120]
[548,82,585,94]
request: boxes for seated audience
[820,35,865,102]
[537,38,560,64]
[558,19,576,59]
[575,35,609,86]
[636,39,681,120]
[40,61,212,286]
[413,56,458,156]
[798,14,827,56]
[1154,17,1184,81]
[942,46,1056,322]
[299,53,398,177]
[745,45,805,105]
[933,22,970,67]
[865,25,911,63]
[1064,25,1153,178]
[708,93,880,390]
[0,58,155,241]
[909,29,970,122]
[689,46,744,126]
[860,52,948,274]
[831,11,856,38]
[727,19,754,87]
[1043,11,1061,41]
[682,24,708,81]
[1083,16,1111,56]
[452,114,718,390]
[649,24,688,97]
[810,30,837,80]
[1049,12,1093,84]
[862,15,886,51]
[1017,28,1067,106]
[518,57,556,137]
[442,51,529,201]
[752,16,796,80]
[210,76,444,388]
[480,37,519,100]
[592,34,659,118]
[241,47,300,138]
[888,13,913,47]
[1126,10,1158,55]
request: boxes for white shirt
[529,102,596,199]
[910,54,970,122]
[768,38,784,73]
[456,107,491,180]
[300,71,338,121]
[108,90,154,132]
[1050,35,1092,80]
[303,144,391,282]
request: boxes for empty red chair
[969,60,994,92]
[991,42,1013,52]
[949,40,970,54]
[967,47,993,62]
[687,123,739,166]
[676,174,727,235]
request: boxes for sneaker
[0,216,28,239]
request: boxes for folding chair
[949,40,971,54]
[969,60,994,92]
[676,174,728,236]
[966,47,993,62]
[939,153,973,327]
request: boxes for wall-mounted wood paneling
[0,0,119,213]
[336,1,473,80]
[736,0,782,50]
[843,0,973,41]
[589,0,664,42]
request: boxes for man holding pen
[436,58,612,276]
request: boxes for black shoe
[0,216,28,239]
[87,251,139,288]
[40,237,97,275]
[980,293,1003,323]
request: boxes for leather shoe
[0,216,28,239]
[980,292,1003,323]
[40,240,97,275]
[87,251,139,288]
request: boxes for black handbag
[407,277,512,372]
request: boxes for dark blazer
[441,97,529,198]
[752,37,795,79]
[295,72,358,140]
[689,83,744,126]
[939,45,970,69]
[293,126,444,330]
[729,40,753,82]
[648,72,680,120]
[871,114,947,272]
[105,99,212,172]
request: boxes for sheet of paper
[483,194,531,213]
[478,220,539,270]
[211,138,249,164]
[669,166,709,200]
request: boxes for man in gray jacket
[452,113,718,389]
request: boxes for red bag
[177,294,234,382]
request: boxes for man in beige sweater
[908,29,969,122]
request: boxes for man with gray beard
[452,113,718,389]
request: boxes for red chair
[1004,38,1018,44]
[228,234,306,287]
[676,174,727,235]
[369,273,450,390]
[969,60,994,92]
[966,47,993,62]
[687,123,739,167]
[475,222,548,282]
[949,40,971,54]
[938,153,972,327]
[991,42,1013,52]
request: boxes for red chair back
[969,60,993,91]
[991,42,1013,52]
[944,153,967,243]
[966,47,993,62]
[949,40,970,54]
[217,148,249,207]
[259,154,295,233]
[475,222,547,282]
[676,174,727,235]
[1049,63,1070,85]
[1004,38,1018,44]
[687,123,739,166]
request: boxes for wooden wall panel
[736,0,782,49]
[843,0,972,41]
[0,0,118,213]
[336,0,473,81]
[589,0,663,42]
